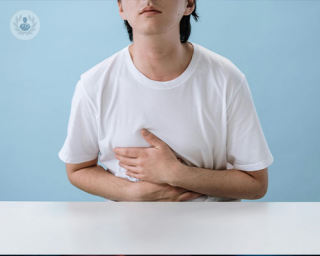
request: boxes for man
[58,0,274,202]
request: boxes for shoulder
[77,48,124,107]
[195,43,245,90]
[81,50,121,79]
[80,49,122,89]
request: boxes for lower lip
[142,11,161,16]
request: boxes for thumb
[141,129,163,147]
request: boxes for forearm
[168,165,263,200]
[68,164,135,202]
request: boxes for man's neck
[128,41,194,82]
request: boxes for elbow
[67,171,77,186]
[67,173,74,186]
[254,185,268,200]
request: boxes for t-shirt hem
[232,154,274,171]
[58,151,98,164]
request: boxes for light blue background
[0,0,319,202]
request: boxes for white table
[0,202,319,255]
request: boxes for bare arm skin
[66,157,204,202]
[166,163,268,200]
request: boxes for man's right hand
[126,156,205,202]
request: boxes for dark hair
[117,0,199,44]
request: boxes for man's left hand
[113,129,182,184]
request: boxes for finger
[119,162,140,174]
[114,147,143,158]
[116,154,139,166]
[154,192,190,202]
[178,192,202,201]
[126,171,143,180]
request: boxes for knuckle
[136,167,143,174]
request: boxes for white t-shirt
[58,42,274,202]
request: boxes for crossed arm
[67,128,268,201]
[166,164,268,200]
[114,129,269,201]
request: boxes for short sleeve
[58,80,100,164]
[226,76,274,171]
